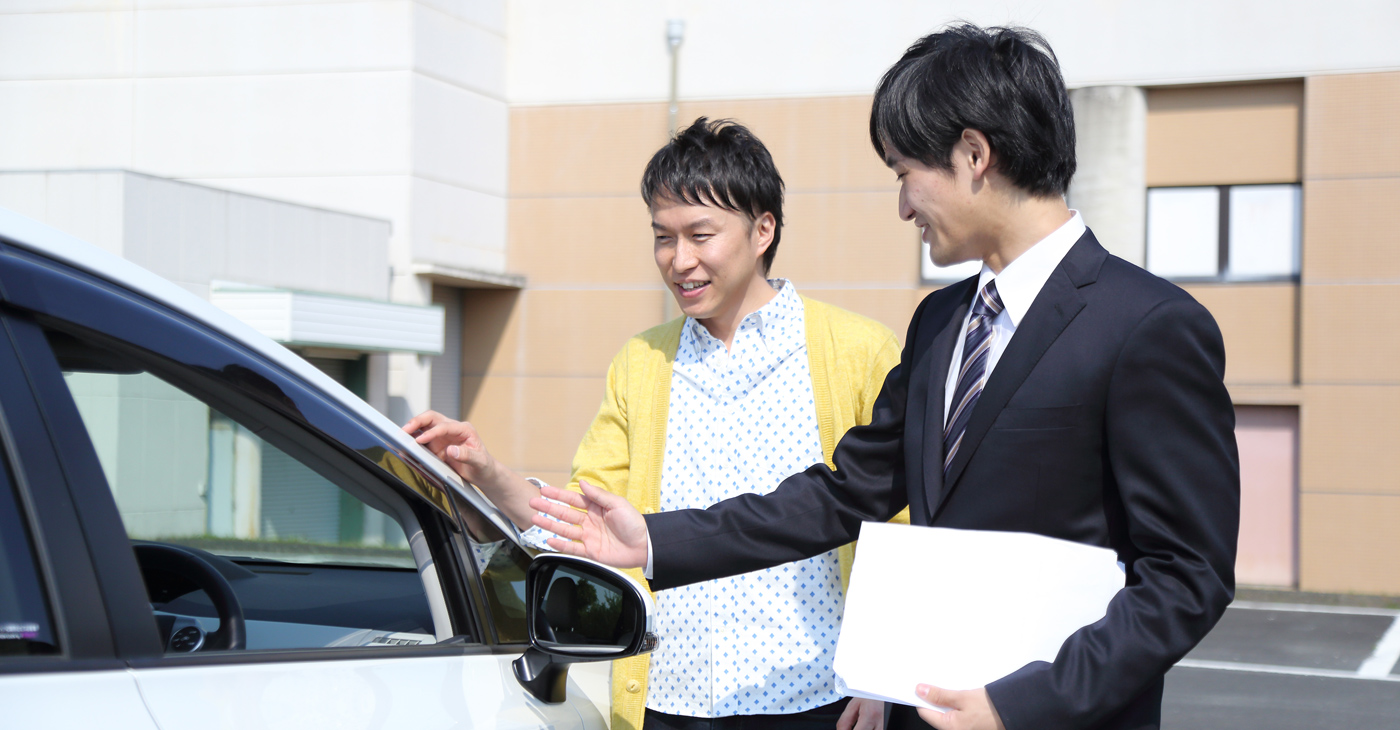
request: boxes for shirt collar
[687,278,802,345]
[977,210,1085,327]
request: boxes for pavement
[1162,591,1400,729]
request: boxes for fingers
[836,701,856,730]
[915,685,955,729]
[401,410,443,434]
[577,479,621,508]
[414,423,452,446]
[538,484,589,510]
[531,512,583,541]
[853,699,884,730]
[544,536,588,557]
[530,500,584,530]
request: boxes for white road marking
[1175,658,1400,682]
[1358,616,1400,679]
[1230,601,1400,617]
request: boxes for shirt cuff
[519,477,569,552]
[645,530,654,579]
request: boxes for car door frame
[0,240,504,669]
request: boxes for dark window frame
[1145,183,1302,285]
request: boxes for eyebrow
[652,217,719,231]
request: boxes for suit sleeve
[986,297,1240,730]
[644,302,925,591]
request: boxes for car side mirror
[513,554,658,704]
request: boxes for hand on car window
[403,411,498,486]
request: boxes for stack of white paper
[833,522,1125,709]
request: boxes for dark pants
[642,698,853,730]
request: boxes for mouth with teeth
[676,280,710,298]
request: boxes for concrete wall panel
[135,2,408,77]
[1146,81,1302,187]
[412,175,507,271]
[0,9,133,80]
[1300,492,1400,594]
[507,196,656,284]
[1305,71,1400,180]
[508,102,669,197]
[1300,285,1400,384]
[0,80,134,168]
[1302,178,1400,282]
[675,96,890,193]
[414,1,507,99]
[1299,385,1400,497]
[1182,283,1296,386]
[461,373,605,474]
[778,192,918,287]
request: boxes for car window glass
[0,449,59,656]
[49,330,439,652]
[459,502,531,644]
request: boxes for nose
[673,237,699,272]
[898,187,914,222]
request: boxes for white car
[0,208,654,729]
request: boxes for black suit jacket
[644,231,1240,730]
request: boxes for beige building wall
[473,97,929,484]
[1147,81,1306,589]
[1298,71,1400,595]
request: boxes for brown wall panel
[510,102,670,197]
[1300,284,1400,384]
[508,196,657,284]
[462,288,523,376]
[516,289,667,377]
[776,191,919,286]
[1301,178,1400,282]
[675,96,891,192]
[1146,81,1302,186]
[463,374,607,475]
[797,287,922,344]
[1299,493,1400,595]
[1181,283,1296,386]
[1299,385,1400,496]
[1305,71,1400,180]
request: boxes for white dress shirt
[521,280,844,717]
[943,212,1086,424]
[645,279,844,718]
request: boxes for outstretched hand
[914,685,1005,730]
[529,480,649,569]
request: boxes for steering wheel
[133,543,247,651]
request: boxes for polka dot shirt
[645,279,845,718]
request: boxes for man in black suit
[530,24,1239,730]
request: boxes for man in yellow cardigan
[407,118,906,730]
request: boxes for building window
[1145,184,1301,282]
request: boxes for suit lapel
[934,233,1106,516]
[906,278,974,523]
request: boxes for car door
[0,238,594,729]
[0,309,160,729]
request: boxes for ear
[960,129,995,181]
[751,211,776,256]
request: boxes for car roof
[0,206,524,545]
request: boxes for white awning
[210,283,444,355]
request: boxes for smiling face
[651,196,777,342]
[886,147,986,270]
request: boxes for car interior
[44,325,449,654]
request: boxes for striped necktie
[943,279,1005,477]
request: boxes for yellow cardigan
[563,295,907,730]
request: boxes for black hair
[640,117,785,274]
[870,23,1076,197]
